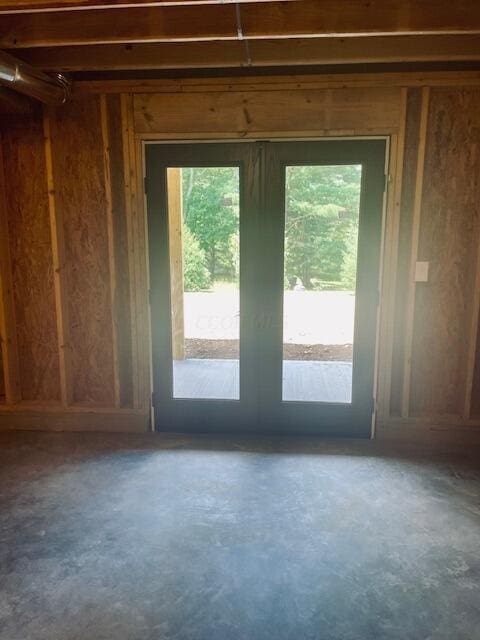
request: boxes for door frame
[144,136,389,436]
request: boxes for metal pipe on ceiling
[0,50,70,105]
[235,1,251,67]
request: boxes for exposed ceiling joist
[14,35,480,72]
[0,0,292,13]
[1,0,479,49]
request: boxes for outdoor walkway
[173,359,352,403]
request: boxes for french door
[146,139,386,437]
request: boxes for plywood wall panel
[389,88,422,416]
[410,88,480,417]
[0,78,479,437]
[2,111,61,402]
[134,87,402,135]
[50,97,115,405]
[106,94,133,407]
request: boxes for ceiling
[1,0,480,75]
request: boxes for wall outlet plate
[415,261,429,282]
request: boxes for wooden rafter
[1,1,480,49]
[13,34,480,72]
[0,0,291,12]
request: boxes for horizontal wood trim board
[135,130,397,142]
[74,71,480,95]
[376,421,480,450]
[14,35,480,71]
[133,87,402,134]
[2,1,480,48]
[0,408,150,431]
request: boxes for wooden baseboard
[0,409,150,433]
[376,419,480,451]
[2,408,480,446]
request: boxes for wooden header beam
[15,35,480,72]
[0,0,291,12]
[1,0,480,49]
[72,70,480,95]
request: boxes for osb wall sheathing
[0,75,480,439]
[1,109,60,402]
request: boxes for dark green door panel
[146,139,386,436]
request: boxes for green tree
[284,165,361,290]
[182,226,211,291]
[340,231,359,290]
[182,167,239,281]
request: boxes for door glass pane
[282,164,362,403]
[167,167,240,400]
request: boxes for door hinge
[151,391,156,407]
[144,175,149,195]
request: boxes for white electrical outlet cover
[415,261,429,282]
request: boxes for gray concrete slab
[1,431,480,640]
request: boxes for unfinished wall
[0,94,144,430]
[0,73,480,440]
[1,108,60,404]
[49,97,115,405]
[379,84,480,441]
[411,89,480,417]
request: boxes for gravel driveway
[183,290,355,345]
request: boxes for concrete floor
[1,432,480,640]
[173,359,352,402]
